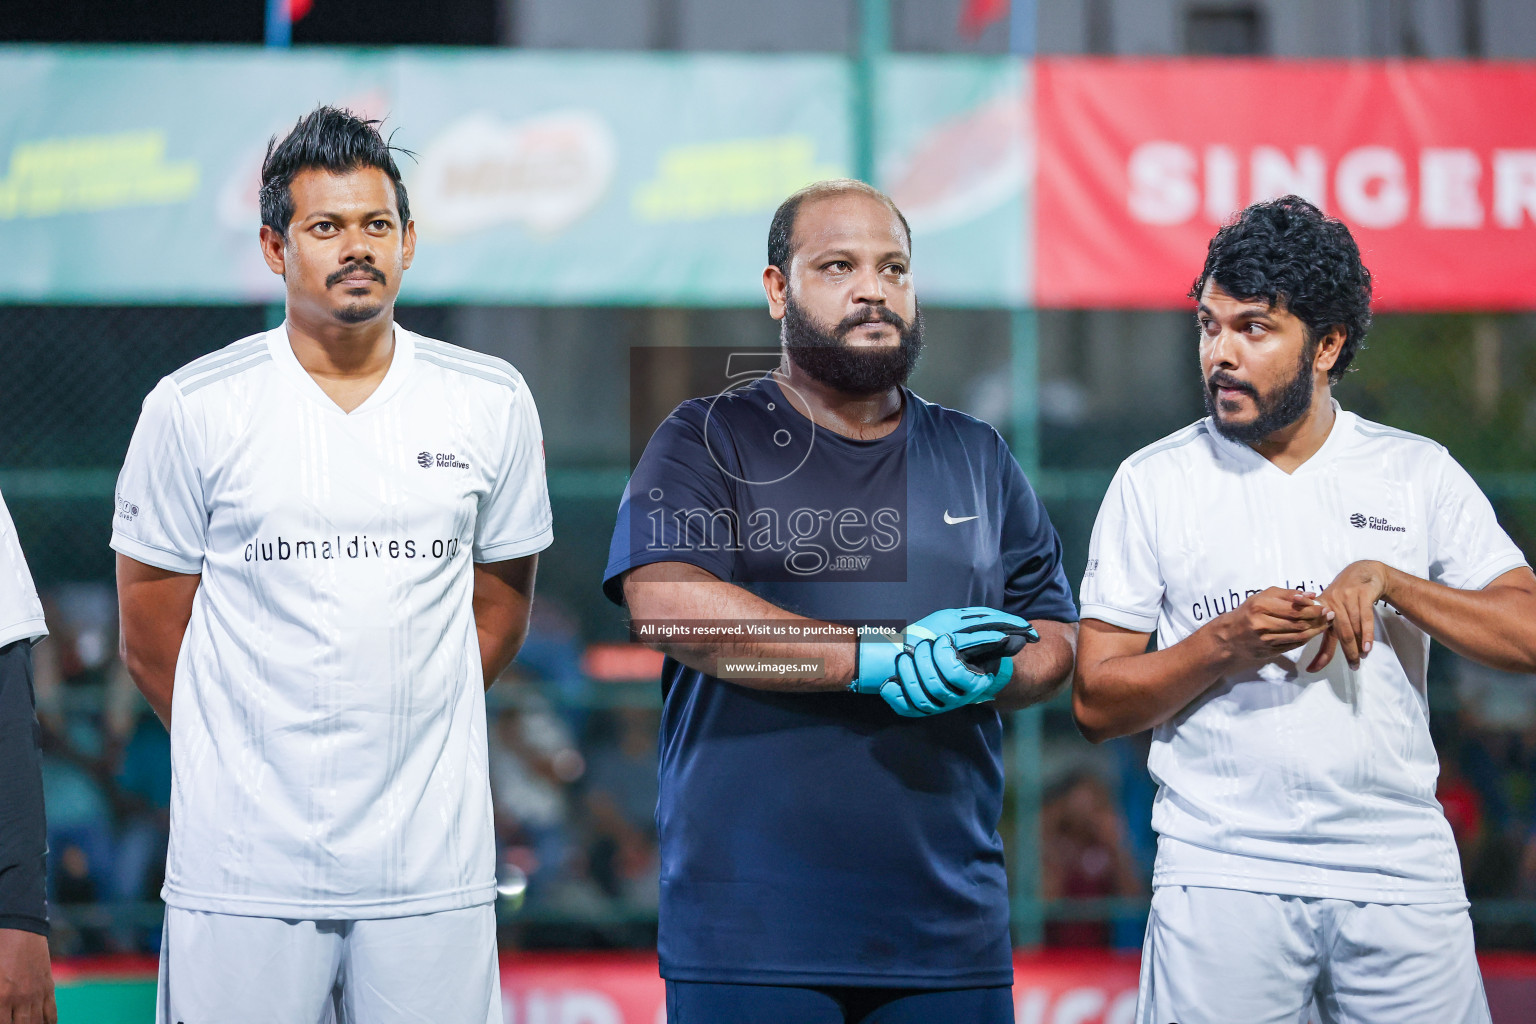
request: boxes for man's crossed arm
[1074,563,1536,743]
[621,561,1075,712]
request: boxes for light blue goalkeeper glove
[881,633,1024,717]
[850,607,1038,716]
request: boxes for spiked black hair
[259,106,412,237]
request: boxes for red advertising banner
[1034,60,1536,310]
[498,952,663,1024]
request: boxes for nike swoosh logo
[943,511,978,525]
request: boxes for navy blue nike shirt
[603,377,1077,988]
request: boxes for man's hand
[1307,560,1390,673]
[851,607,1036,698]
[880,633,1018,717]
[0,928,55,1024]
[1076,589,1331,743]
[1211,587,1333,672]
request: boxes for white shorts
[1137,885,1491,1024]
[156,903,501,1024]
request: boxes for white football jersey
[111,324,552,919]
[1081,402,1528,903]
[0,488,47,649]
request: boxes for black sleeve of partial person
[0,640,49,936]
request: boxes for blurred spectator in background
[1519,825,1536,902]
[513,597,592,737]
[488,696,586,909]
[1454,655,1536,827]
[1438,754,1485,870]
[33,586,122,954]
[33,584,171,953]
[1448,653,1536,902]
[109,700,170,951]
[584,707,660,910]
[1111,732,1158,882]
[1041,771,1143,948]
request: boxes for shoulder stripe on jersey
[1354,421,1442,449]
[415,351,520,391]
[414,337,522,381]
[171,336,267,385]
[179,352,273,395]
[1127,421,1209,467]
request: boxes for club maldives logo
[1350,512,1406,533]
[417,451,470,470]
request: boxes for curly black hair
[1190,196,1373,384]
[259,106,412,238]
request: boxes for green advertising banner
[874,56,1028,307]
[0,47,1026,306]
[0,48,390,302]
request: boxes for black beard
[781,295,923,395]
[333,302,384,324]
[1204,343,1316,444]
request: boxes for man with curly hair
[1073,196,1536,1023]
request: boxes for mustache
[834,305,907,337]
[1206,371,1256,398]
[326,263,386,289]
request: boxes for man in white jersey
[0,488,55,1024]
[1074,196,1536,1024]
[114,107,552,1023]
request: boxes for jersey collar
[267,321,415,416]
[1206,398,1356,477]
[762,378,910,455]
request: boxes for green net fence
[5,302,1536,953]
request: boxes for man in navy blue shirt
[604,180,1078,1024]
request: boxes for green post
[1008,0,1045,943]
[1010,306,1045,947]
[1011,706,1045,945]
[1010,309,1040,478]
[853,0,890,183]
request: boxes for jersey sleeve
[0,641,48,936]
[1427,449,1529,590]
[1079,462,1164,633]
[602,405,737,606]
[474,381,554,563]
[0,490,46,650]
[110,379,207,575]
[997,441,1078,623]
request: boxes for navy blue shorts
[664,981,1014,1024]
